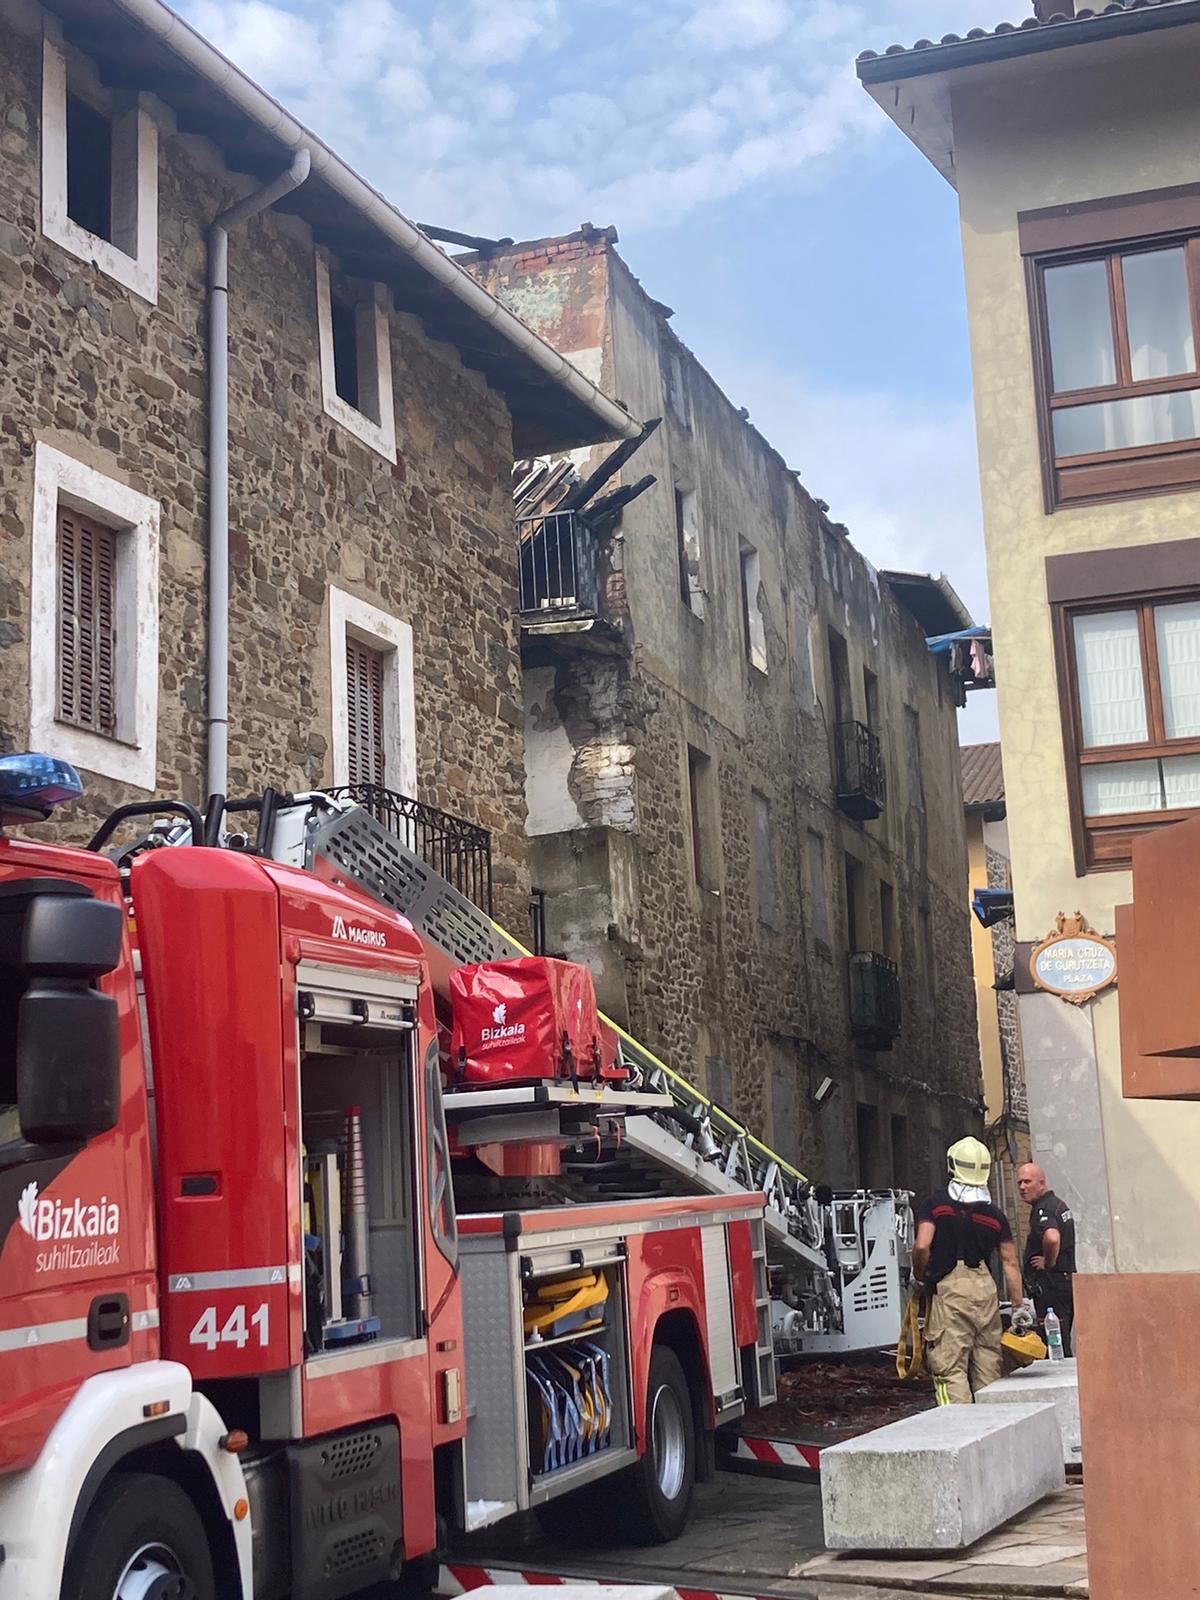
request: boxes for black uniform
[1023,1190,1075,1355]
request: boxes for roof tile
[857,0,1190,64]
[960,742,1006,810]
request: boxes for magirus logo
[17,1181,122,1273]
[481,1001,525,1043]
[331,913,387,948]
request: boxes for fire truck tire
[626,1345,696,1544]
[61,1470,216,1600]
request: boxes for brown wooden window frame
[1053,584,1200,873]
[345,635,387,787]
[56,505,118,739]
[1021,184,1200,510]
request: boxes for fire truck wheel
[627,1345,696,1544]
[61,1471,215,1600]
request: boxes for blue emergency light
[0,752,83,820]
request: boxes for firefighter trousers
[924,1262,1003,1405]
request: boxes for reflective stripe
[168,1266,289,1293]
[0,1315,88,1352]
[0,1305,160,1352]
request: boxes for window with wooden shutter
[57,506,117,737]
[345,637,386,786]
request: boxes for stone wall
[0,16,531,933]
[471,230,983,1199]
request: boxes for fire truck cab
[0,758,771,1600]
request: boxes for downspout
[206,149,311,799]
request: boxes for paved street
[452,1473,1089,1599]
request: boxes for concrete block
[976,1359,1081,1467]
[821,1403,1065,1551]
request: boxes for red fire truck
[0,756,780,1600]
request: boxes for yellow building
[859,0,1200,1273]
[961,743,1030,1251]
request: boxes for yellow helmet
[1002,1329,1047,1368]
[947,1135,991,1186]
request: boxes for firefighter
[912,1137,1030,1404]
[1018,1162,1076,1357]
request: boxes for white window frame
[675,483,706,620]
[30,443,160,789]
[329,587,415,794]
[40,35,158,304]
[315,253,397,463]
[739,540,768,674]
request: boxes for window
[828,628,852,726]
[30,444,160,789]
[346,638,387,786]
[863,667,880,730]
[919,903,936,998]
[1055,592,1200,867]
[57,508,117,738]
[751,790,775,927]
[315,253,396,462]
[806,830,830,947]
[856,1102,880,1189]
[844,853,865,953]
[879,879,897,961]
[329,588,415,793]
[41,37,158,301]
[1021,185,1200,506]
[686,745,718,890]
[739,540,767,673]
[673,486,704,617]
[904,705,924,811]
[891,1113,910,1188]
[663,346,689,425]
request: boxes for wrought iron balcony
[836,721,886,821]
[849,952,901,1051]
[516,509,600,617]
[326,784,493,915]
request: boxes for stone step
[976,1359,1081,1467]
[821,1401,1065,1551]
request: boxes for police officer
[1018,1162,1076,1356]
[913,1137,1031,1404]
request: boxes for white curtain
[1074,610,1148,747]
[1156,601,1200,738]
[1162,755,1200,811]
[1082,759,1161,818]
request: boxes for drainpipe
[206,149,311,799]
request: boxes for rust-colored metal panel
[1117,902,1200,1097]
[1127,814,1200,1059]
[1077,1273,1200,1599]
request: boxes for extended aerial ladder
[250,790,912,1358]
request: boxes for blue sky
[178,0,1005,741]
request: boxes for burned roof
[46,0,640,455]
[960,742,1006,814]
[857,0,1200,84]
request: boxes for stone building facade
[0,0,633,938]
[469,230,983,1195]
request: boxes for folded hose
[896,1288,925,1381]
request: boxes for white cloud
[685,0,790,50]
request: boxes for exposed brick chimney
[1032,0,1075,18]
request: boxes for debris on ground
[744,1350,935,1444]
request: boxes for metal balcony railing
[326,784,493,915]
[516,510,600,616]
[849,952,902,1050]
[836,721,886,821]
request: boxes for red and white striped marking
[439,1568,774,1600]
[728,1435,822,1472]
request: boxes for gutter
[856,0,1200,84]
[108,0,641,443]
[206,149,311,799]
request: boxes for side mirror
[12,894,123,1145]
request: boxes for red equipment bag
[450,957,625,1084]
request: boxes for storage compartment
[523,1265,623,1478]
[458,1224,636,1524]
[297,965,421,1357]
